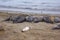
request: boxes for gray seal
[43,16,53,23]
[13,16,26,23]
[52,24,60,30]
[54,17,60,23]
[26,16,34,22]
[33,16,44,23]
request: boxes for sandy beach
[0,12,60,40]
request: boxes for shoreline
[0,7,60,14]
[0,10,60,17]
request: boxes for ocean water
[0,0,60,14]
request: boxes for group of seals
[4,15,44,23]
[43,16,60,23]
[4,15,60,23]
[4,15,60,30]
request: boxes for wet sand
[0,12,60,40]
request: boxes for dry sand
[0,12,60,40]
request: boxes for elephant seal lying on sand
[4,16,12,21]
[4,16,19,21]
[13,16,26,23]
[33,17,40,23]
[26,16,34,22]
[54,17,60,23]
[4,16,26,23]
[52,24,60,30]
[4,14,28,21]
[43,16,54,23]
[26,16,44,23]
[33,16,44,23]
